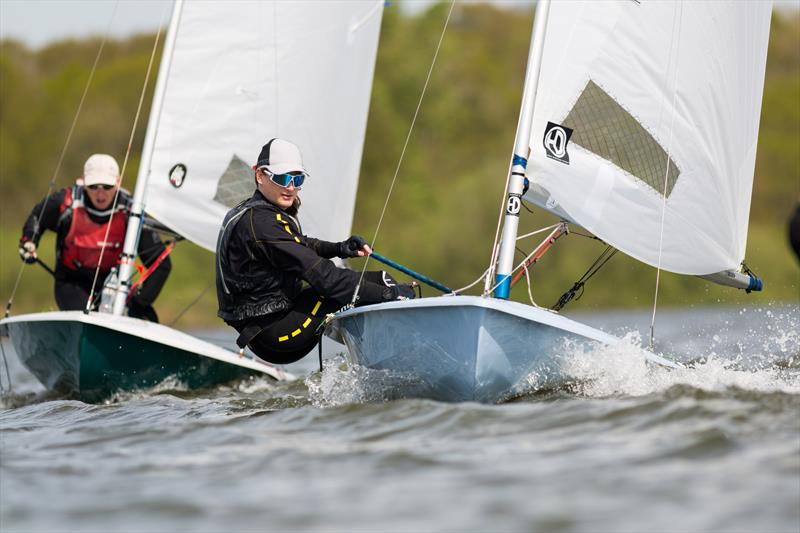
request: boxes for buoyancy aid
[59,186,127,273]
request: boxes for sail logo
[169,163,187,188]
[543,122,573,164]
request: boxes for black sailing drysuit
[216,190,398,364]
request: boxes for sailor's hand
[18,239,37,264]
[338,235,371,258]
[382,283,417,301]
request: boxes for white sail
[525,1,772,275]
[143,0,383,251]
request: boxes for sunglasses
[259,168,306,189]
[86,184,115,191]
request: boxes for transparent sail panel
[563,80,680,197]
[213,155,253,208]
[527,1,772,275]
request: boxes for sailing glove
[338,235,369,258]
[18,239,37,264]
[382,283,416,301]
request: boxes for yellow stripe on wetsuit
[277,300,323,342]
[276,213,300,243]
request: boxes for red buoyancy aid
[60,187,127,273]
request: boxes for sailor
[216,138,415,364]
[790,202,800,263]
[18,154,171,322]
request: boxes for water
[1,305,798,532]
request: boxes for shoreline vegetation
[1,4,798,328]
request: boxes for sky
[1,0,798,49]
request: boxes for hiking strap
[236,323,265,349]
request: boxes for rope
[450,266,492,296]
[350,0,456,306]
[3,3,119,318]
[649,1,684,350]
[515,223,561,241]
[552,246,617,312]
[0,338,12,394]
[86,14,168,313]
[521,258,536,307]
[167,285,212,328]
[450,223,563,297]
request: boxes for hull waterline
[330,296,680,403]
[0,311,294,402]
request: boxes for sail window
[563,80,680,197]
[214,155,254,208]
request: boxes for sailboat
[328,0,772,402]
[0,0,384,401]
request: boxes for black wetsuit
[790,204,800,263]
[21,186,171,322]
[216,190,397,364]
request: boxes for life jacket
[59,186,127,273]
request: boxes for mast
[112,0,185,315]
[492,0,551,299]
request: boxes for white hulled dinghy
[329,0,771,403]
[1,0,385,401]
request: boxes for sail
[524,1,772,275]
[143,0,384,251]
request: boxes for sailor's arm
[306,235,371,259]
[250,211,385,304]
[20,189,67,245]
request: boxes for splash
[305,353,424,407]
[102,375,190,404]
[558,331,800,399]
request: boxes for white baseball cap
[255,138,307,175]
[83,154,120,186]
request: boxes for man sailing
[19,154,171,322]
[216,138,415,364]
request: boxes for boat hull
[330,296,679,403]
[1,311,293,402]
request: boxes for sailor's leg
[241,289,341,364]
[54,280,91,311]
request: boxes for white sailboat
[0,0,384,401]
[329,0,771,402]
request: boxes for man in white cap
[216,138,416,365]
[19,153,171,321]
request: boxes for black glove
[338,235,369,258]
[18,239,37,264]
[382,283,416,301]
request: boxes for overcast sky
[1,0,798,49]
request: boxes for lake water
[1,305,798,532]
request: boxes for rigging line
[350,0,457,306]
[451,266,491,296]
[515,246,537,306]
[85,10,169,313]
[552,246,617,311]
[168,285,212,328]
[516,223,561,241]
[649,1,684,350]
[484,238,554,299]
[0,339,11,394]
[4,2,119,318]
[522,259,536,307]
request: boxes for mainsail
[143,0,384,251]
[524,1,772,276]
